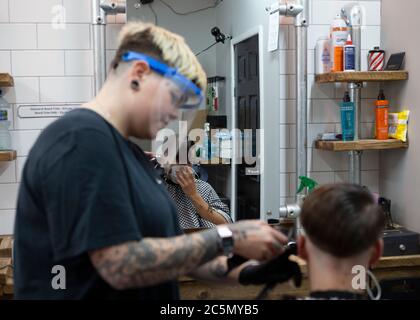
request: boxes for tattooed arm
[89,229,221,290]
[188,256,258,284]
[89,220,287,290]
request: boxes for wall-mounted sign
[17,104,78,119]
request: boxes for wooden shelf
[0,73,14,87]
[315,139,409,152]
[315,71,409,83]
[0,151,17,161]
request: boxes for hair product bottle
[344,34,356,72]
[340,91,355,141]
[375,90,389,140]
[330,14,349,72]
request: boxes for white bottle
[316,36,331,74]
[343,34,356,72]
[330,14,349,72]
[202,122,211,160]
[0,90,12,150]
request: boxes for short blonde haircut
[112,21,207,91]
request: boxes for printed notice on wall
[267,3,280,52]
[17,104,78,118]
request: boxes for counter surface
[179,255,420,300]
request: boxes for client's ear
[297,235,308,261]
[369,239,384,267]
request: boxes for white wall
[0,0,217,235]
[380,0,420,233]
[0,0,96,234]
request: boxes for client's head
[298,183,386,292]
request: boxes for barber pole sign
[368,47,385,71]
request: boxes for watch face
[222,236,234,255]
[217,226,234,256]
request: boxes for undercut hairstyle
[110,21,207,91]
[301,183,385,258]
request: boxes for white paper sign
[267,3,280,52]
[17,104,78,118]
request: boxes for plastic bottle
[295,176,318,219]
[296,176,319,213]
[375,90,389,140]
[330,14,349,72]
[296,176,318,195]
[316,36,331,74]
[202,122,211,160]
[0,90,12,151]
[344,34,356,72]
[340,91,355,141]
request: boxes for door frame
[230,26,265,221]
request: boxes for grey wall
[215,0,280,218]
[380,0,420,232]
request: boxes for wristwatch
[216,226,234,257]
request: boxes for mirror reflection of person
[166,164,232,228]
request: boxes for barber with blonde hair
[14,22,288,299]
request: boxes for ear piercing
[131,80,140,91]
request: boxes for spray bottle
[296,176,318,205]
[279,176,318,238]
[330,14,349,72]
[375,89,389,140]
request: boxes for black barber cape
[14,108,183,299]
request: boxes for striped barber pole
[369,47,385,71]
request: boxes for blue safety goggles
[122,51,204,110]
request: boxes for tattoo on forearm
[207,257,229,279]
[90,229,221,290]
[190,256,230,282]
[229,223,262,242]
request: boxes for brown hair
[300,183,385,258]
[110,21,207,91]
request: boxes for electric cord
[159,0,222,16]
[149,3,158,25]
[195,41,218,56]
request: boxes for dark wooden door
[235,35,260,220]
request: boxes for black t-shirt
[13,108,183,300]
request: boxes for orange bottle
[333,46,344,72]
[375,90,389,140]
[330,14,348,72]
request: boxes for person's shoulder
[40,108,113,146]
[45,108,109,135]
[28,108,114,165]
